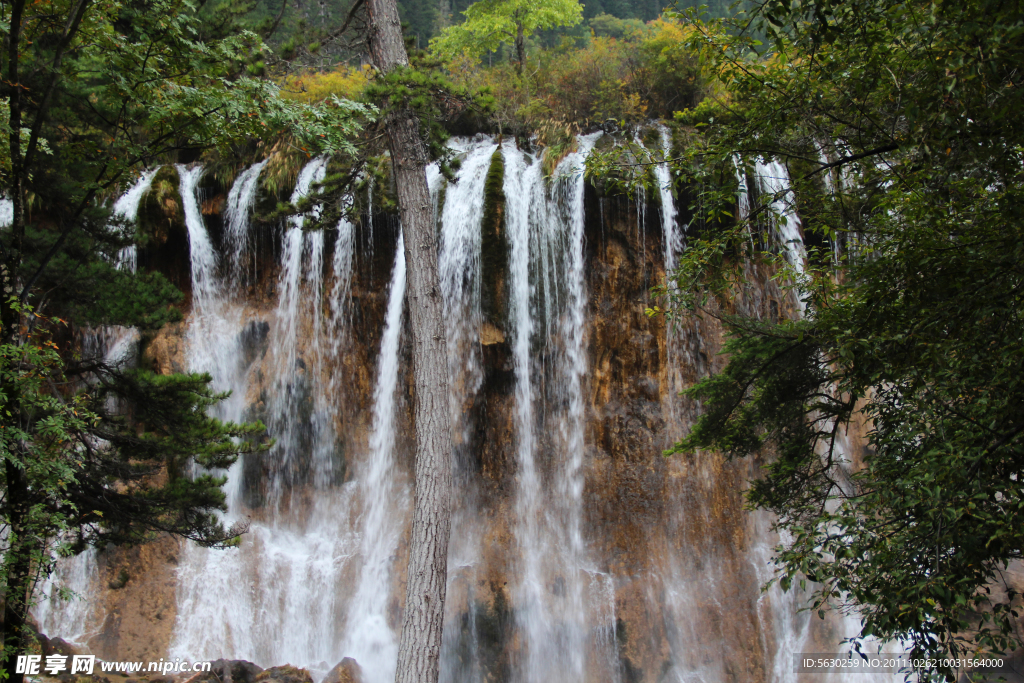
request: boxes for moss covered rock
[480,148,508,330]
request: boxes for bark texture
[363,2,454,683]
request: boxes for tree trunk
[362,2,454,683]
[2,0,27,344]
[515,20,525,75]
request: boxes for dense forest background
[207,0,740,66]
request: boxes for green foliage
[444,16,705,137]
[279,65,374,103]
[663,0,1024,675]
[588,12,645,38]
[0,308,262,672]
[430,0,584,66]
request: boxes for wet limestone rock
[38,634,80,658]
[480,147,508,328]
[88,536,181,663]
[141,323,187,375]
[320,658,362,683]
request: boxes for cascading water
[435,139,497,683]
[755,159,806,273]
[340,231,407,683]
[501,133,621,683]
[172,155,360,672]
[225,160,269,282]
[265,156,332,498]
[33,551,101,646]
[36,132,903,683]
[748,160,808,316]
[0,197,12,228]
[731,160,901,682]
[650,125,689,429]
[730,158,818,681]
[654,125,683,272]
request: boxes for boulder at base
[252,666,313,683]
[211,660,264,683]
[39,634,81,658]
[321,659,362,683]
[185,660,263,683]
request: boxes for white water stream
[340,229,407,683]
[226,160,269,282]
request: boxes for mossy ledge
[480,147,508,332]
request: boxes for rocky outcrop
[39,635,81,659]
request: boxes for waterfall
[112,169,157,272]
[265,156,331,499]
[501,133,619,683]
[171,156,358,673]
[226,160,269,282]
[631,135,648,271]
[435,139,497,683]
[178,165,220,313]
[0,197,12,228]
[731,159,898,683]
[655,125,682,272]
[33,550,101,647]
[549,132,605,682]
[754,159,807,277]
[32,169,160,646]
[32,133,902,683]
[502,138,545,683]
[327,214,355,355]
